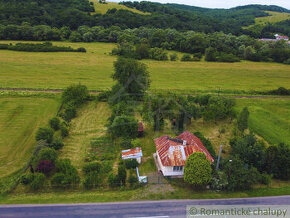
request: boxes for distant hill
[0,0,289,37]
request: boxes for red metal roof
[122,147,143,160]
[154,131,214,166]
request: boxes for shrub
[128,174,138,187]
[83,172,100,189]
[77,47,86,53]
[125,159,139,169]
[96,90,111,102]
[60,123,69,137]
[62,104,77,122]
[30,173,45,191]
[51,173,67,188]
[117,164,127,186]
[49,117,60,130]
[20,174,35,185]
[217,53,240,63]
[61,84,89,107]
[184,152,212,186]
[55,159,80,185]
[149,48,168,61]
[181,54,193,62]
[38,147,57,163]
[120,138,132,149]
[102,161,113,173]
[109,115,138,139]
[36,160,55,175]
[108,173,120,187]
[35,127,54,143]
[193,52,202,59]
[205,47,217,62]
[49,137,64,150]
[284,58,290,65]
[259,173,272,185]
[170,53,178,61]
[83,162,102,175]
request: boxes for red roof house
[154,131,214,177]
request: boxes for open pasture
[0,41,289,93]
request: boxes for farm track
[1,88,290,99]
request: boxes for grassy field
[59,101,110,173]
[236,98,290,145]
[244,11,290,30]
[0,96,59,178]
[90,0,149,15]
[0,41,289,93]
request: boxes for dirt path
[1,88,289,99]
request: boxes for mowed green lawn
[236,98,290,145]
[0,97,59,178]
[0,41,289,93]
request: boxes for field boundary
[1,88,290,99]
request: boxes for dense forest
[0,0,289,37]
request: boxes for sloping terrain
[0,96,59,178]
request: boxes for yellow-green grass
[244,11,290,30]
[0,97,59,178]
[59,102,111,173]
[1,183,290,204]
[235,98,290,145]
[90,0,149,15]
[0,41,289,93]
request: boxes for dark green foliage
[259,173,272,185]
[184,152,212,186]
[170,53,178,61]
[203,96,236,121]
[125,159,139,169]
[49,117,60,131]
[109,115,138,139]
[97,90,112,102]
[112,57,150,99]
[49,137,64,150]
[237,107,250,132]
[38,147,57,163]
[52,159,80,187]
[101,161,113,173]
[120,138,133,149]
[265,143,290,180]
[223,156,260,191]
[0,42,85,52]
[230,134,266,172]
[205,47,218,62]
[181,54,193,62]
[60,123,69,138]
[117,164,127,186]
[30,173,45,191]
[216,53,240,62]
[128,173,138,187]
[108,173,120,187]
[62,104,77,122]
[262,87,290,96]
[83,162,102,175]
[35,127,54,143]
[83,172,100,189]
[135,43,150,59]
[149,48,168,61]
[62,84,89,107]
[194,132,216,159]
[20,174,35,185]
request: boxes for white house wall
[157,151,184,177]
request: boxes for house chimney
[183,140,187,145]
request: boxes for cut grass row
[0,41,289,94]
[0,96,59,178]
[235,98,290,145]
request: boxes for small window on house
[173,166,183,171]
